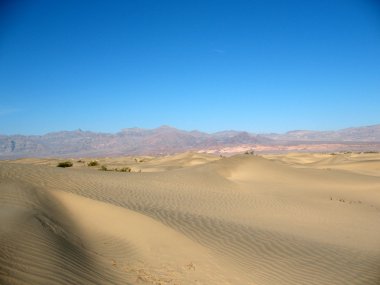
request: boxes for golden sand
[1,152,379,284]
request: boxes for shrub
[100,165,108,171]
[57,161,73,168]
[87,160,99,166]
[117,167,131,172]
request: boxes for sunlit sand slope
[0,181,128,285]
[1,152,379,284]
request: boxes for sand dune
[1,152,380,284]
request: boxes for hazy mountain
[264,124,380,142]
[0,124,379,158]
[0,125,270,158]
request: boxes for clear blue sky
[0,0,379,135]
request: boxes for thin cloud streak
[0,107,21,116]
[212,49,225,54]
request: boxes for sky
[0,0,379,135]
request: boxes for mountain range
[1,124,379,158]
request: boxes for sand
[1,152,380,284]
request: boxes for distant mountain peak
[157,125,177,130]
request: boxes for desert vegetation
[99,165,132,172]
[116,167,132,172]
[56,161,73,168]
[87,160,99,167]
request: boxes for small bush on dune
[116,167,131,172]
[57,161,73,168]
[87,160,99,167]
[98,165,132,172]
[100,165,108,171]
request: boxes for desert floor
[0,152,379,285]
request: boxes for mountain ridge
[1,124,379,158]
